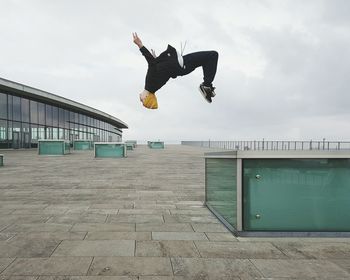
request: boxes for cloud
[1,0,350,141]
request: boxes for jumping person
[133,33,218,109]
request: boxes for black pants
[180,51,218,87]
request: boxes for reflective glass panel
[0,93,7,119]
[46,105,53,126]
[59,108,65,128]
[21,98,30,122]
[52,106,58,127]
[243,159,350,231]
[13,96,21,121]
[30,101,38,124]
[38,102,45,124]
[206,158,237,228]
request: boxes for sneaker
[199,84,213,103]
[211,86,216,97]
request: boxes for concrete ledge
[205,150,350,159]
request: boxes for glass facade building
[0,78,128,149]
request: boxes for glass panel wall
[0,93,7,119]
[38,102,45,125]
[206,158,237,229]
[13,96,21,121]
[21,98,30,123]
[0,119,7,148]
[30,100,38,124]
[0,92,123,149]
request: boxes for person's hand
[151,49,157,58]
[132,32,143,48]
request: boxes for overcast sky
[1,0,349,142]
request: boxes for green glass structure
[205,150,350,236]
[38,140,70,155]
[149,141,164,149]
[125,140,137,148]
[126,143,134,150]
[206,158,237,229]
[243,159,350,231]
[94,143,126,158]
[74,140,94,150]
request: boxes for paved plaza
[0,145,350,279]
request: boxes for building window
[0,93,7,119]
[38,102,45,125]
[0,119,7,148]
[52,106,58,127]
[30,101,38,124]
[21,98,30,123]
[13,96,21,121]
[46,105,53,127]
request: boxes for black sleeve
[139,46,155,64]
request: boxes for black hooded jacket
[140,44,183,93]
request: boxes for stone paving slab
[139,277,188,280]
[136,241,200,257]
[0,233,14,241]
[107,214,164,224]
[118,209,170,215]
[10,231,86,240]
[71,223,135,232]
[251,259,350,278]
[89,203,134,209]
[194,241,286,259]
[134,202,176,210]
[3,223,73,232]
[0,210,15,215]
[52,240,135,257]
[0,239,60,258]
[0,215,51,224]
[11,209,68,215]
[136,223,193,232]
[38,277,137,280]
[0,204,48,210]
[0,258,15,274]
[152,232,208,241]
[85,232,151,241]
[205,232,238,242]
[1,257,92,276]
[47,214,107,224]
[171,257,262,279]
[1,276,39,280]
[272,242,350,259]
[66,209,119,215]
[163,214,219,224]
[87,257,173,276]
[330,259,350,274]
[169,209,212,215]
[191,223,230,233]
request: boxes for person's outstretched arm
[133,32,155,64]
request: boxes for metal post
[262,138,265,150]
[236,158,243,232]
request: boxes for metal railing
[181,140,350,151]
